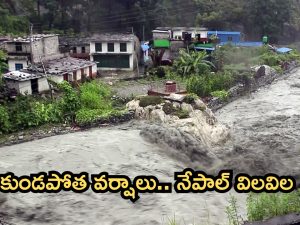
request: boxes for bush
[32,102,62,125]
[0,105,11,133]
[75,108,102,125]
[58,81,81,122]
[9,96,37,129]
[210,71,234,91]
[260,52,281,66]
[186,75,212,98]
[139,96,164,107]
[186,71,235,98]
[174,109,190,119]
[211,90,229,101]
[183,93,199,104]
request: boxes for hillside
[0,0,300,43]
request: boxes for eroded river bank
[0,68,300,225]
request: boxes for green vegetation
[174,50,214,77]
[247,191,300,222]
[226,195,242,225]
[174,109,190,119]
[260,50,300,67]
[186,72,234,98]
[183,93,199,104]
[0,2,29,34]
[0,81,126,134]
[2,0,300,42]
[164,190,300,225]
[138,96,164,108]
[164,45,300,99]
[211,90,229,101]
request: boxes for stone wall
[208,62,299,111]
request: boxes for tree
[244,0,293,42]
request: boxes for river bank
[1,63,298,148]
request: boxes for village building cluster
[0,27,274,95]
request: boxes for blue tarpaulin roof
[219,42,263,47]
[276,47,293,54]
[141,44,150,51]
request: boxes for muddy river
[0,68,300,225]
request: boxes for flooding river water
[0,68,300,225]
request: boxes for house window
[228,36,233,42]
[72,47,77,53]
[15,63,23,71]
[15,43,22,52]
[95,43,102,52]
[82,46,86,53]
[108,43,114,52]
[120,43,127,52]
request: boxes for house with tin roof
[4,57,97,95]
[3,70,49,95]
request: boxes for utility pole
[40,56,54,100]
[142,25,145,42]
[29,23,34,64]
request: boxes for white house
[89,33,140,71]
[4,57,97,95]
[4,71,49,95]
[154,27,208,40]
[4,34,64,72]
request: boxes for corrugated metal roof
[26,57,96,75]
[4,71,44,81]
[156,27,208,31]
[6,34,58,43]
[208,31,241,35]
[90,33,138,42]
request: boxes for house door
[31,79,38,94]
[89,66,92,77]
[63,74,69,81]
[73,71,77,81]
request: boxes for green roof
[195,43,214,48]
[153,39,170,49]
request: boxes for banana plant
[174,49,215,77]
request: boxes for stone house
[59,36,90,60]
[3,34,64,72]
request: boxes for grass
[246,190,300,222]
